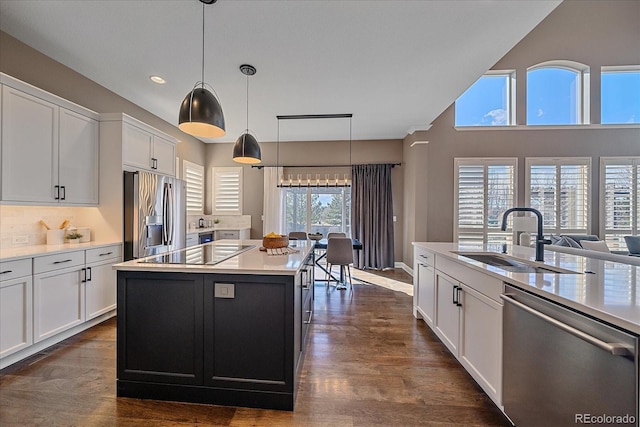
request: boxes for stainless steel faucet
[500,207,550,262]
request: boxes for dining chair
[325,237,354,291]
[326,232,347,239]
[288,231,308,240]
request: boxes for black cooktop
[138,243,255,265]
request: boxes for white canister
[78,227,91,242]
[46,230,65,245]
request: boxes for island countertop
[413,242,640,334]
[113,239,314,275]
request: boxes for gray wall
[401,0,640,266]
[205,139,404,261]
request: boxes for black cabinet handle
[452,285,457,305]
[54,185,60,200]
[0,270,12,274]
[81,267,86,283]
[456,287,463,307]
[53,259,72,264]
[87,267,92,282]
[61,186,66,200]
[99,251,113,257]
[151,158,158,169]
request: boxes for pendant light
[178,0,225,138]
[233,64,262,164]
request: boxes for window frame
[525,157,592,236]
[601,65,640,125]
[211,166,243,216]
[182,159,204,215]
[454,70,516,127]
[600,157,640,251]
[454,157,518,244]
[526,60,591,125]
[281,186,351,236]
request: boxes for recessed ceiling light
[149,75,166,85]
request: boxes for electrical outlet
[393,215,397,222]
[12,235,28,244]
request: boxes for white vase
[69,239,80,245]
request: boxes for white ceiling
[0,0,561,143]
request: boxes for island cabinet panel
[116,266,307,411]
[203,275,294,394]
[117,273,204,385]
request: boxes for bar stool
[325,237,354,291]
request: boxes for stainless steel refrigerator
[123,171,186,261]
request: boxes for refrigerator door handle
[162,182,169,245]
[165,182,174,246]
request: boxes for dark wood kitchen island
[112,240,315,411]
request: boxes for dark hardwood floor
[0,275,510,426]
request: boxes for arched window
[527,61,590,125]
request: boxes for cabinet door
[458,284,502,404]
[215,230,239,240]
[416,263,435,325]
[85,260,117,320]
[59,108,99,204]
[0,276,33,358]
[122,122,153,171]
[433,272,460,355]
[1,85,58,203]
[33,266,85,343]
[152,135,176,176]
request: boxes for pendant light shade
[178,0,225,139]
[178,86,225,138]
[233,132,261,164]
[233,64,261,164]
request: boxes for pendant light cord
[246,72,249,132]
[201,0,205,88]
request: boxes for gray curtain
[351,164,394,269]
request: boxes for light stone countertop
[113,239,314,276]
[0,241,122,262]
[413,242,640,334]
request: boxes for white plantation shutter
[601,158,640,251]
[454,158,517,244]
[526,158,590,236]
[183,160,204,215]
[212,167,242,215]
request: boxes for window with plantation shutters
[183,160,204,215]
[454,158,517,244]
[212,167,242,215]
[526,158,591,237]
[600,157,640,251]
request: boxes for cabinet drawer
[0,258,32,281]
[216,230,239,240]
[34,250,84,274]
[86,245,122,264]
[414,247,435,267]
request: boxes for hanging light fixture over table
[178,0,225,138]
[233,64,262,164]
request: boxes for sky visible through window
[456,68,639,126]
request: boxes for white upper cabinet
[121,118,176,177]
[0,75,99,205]
[59,108,99,204]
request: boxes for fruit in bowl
[308,232,323,241]
[263,232,289,248]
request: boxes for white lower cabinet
[415,247,503,407]
[34,264,85,343]
[0,244,121,368]
[433,271,460,354]
[85,248,120,320]
[0,275,33,358]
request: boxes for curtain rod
[276,113,352,120]
[251,162,401,170]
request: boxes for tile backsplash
[0,206,91,248]
[186,214,251,231]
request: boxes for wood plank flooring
[0,271,510,426]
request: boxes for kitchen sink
[451,251,580,274]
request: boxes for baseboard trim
[395,262,413,277]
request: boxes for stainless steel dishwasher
[501,284,638,427]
